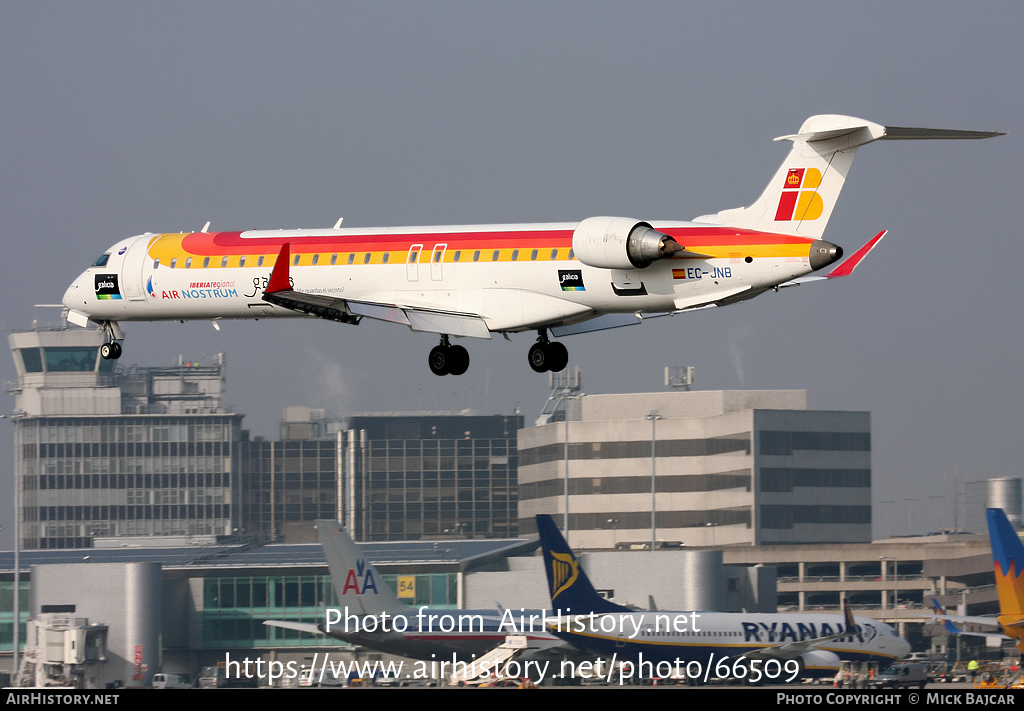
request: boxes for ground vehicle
[872,662,929,689]
[151,673,190,688]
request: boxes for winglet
[826,230,887,278]
[266,243,292,294]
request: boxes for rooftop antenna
[665,366,695,390]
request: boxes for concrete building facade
[517,390,871,548]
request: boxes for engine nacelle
[798,650,842,679]
[572,216,685,270]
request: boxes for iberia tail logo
[775,167,824,222]
[549,550,579,601]
[342,558,379,595]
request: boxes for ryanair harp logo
[549,550,579,601]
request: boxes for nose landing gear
[428,336,469,376]
[99,342,122,360]
[528,331,568,373]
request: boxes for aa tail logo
[549,550,579,602]
[342,558,379,595]
[774,167,823,222]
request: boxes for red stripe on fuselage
[176,226,813,257]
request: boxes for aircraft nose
[63,273,88,310]
[809,240,843,271]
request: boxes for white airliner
[62,115,1000,375]
[535,514,910,679]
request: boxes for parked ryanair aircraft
[536,515,909,679]
[63,115,999,375]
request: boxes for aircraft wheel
[100,343,114,360]
[428,345,450,376]
[447,345,469,376]
[111,342,122,359]
[528,343,549,373]
[546,342,568,372]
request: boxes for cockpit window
[92,254,110,267]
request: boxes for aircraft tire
[447,345,469,376]
[546,342,568,372]
[528,343,549,373]
[428,345,450,376]
[111,342,122,359]
[100,343,113,360]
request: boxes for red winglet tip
[266,243,292,294]
[826,229,887,278]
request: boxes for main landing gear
[428,336,470,376]
[528,331,568,373]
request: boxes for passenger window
[312,254,319,265]
[257,256,264,267]
[239,256,246,267]
[170,258,177,269]
[221,257,229,267]
[512,249,519,261]
[453,251,461,262]
[293,255,300,266]
[382,253,389,264]
[568,249,575,260]
[531,249,538,261]
[473,250,480,262]
[363,253,371,264]
[551,249,558,260]
[434,251,442,262]
[348,254,355,264]
[153,259,160,269]
[203,257,210,268]
[492,250,499,261]
[330,254,338,265]
[185,257,192,268]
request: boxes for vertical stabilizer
[987,508,1024,649]
[315,520,410,616]
[703,115,1003,241]
[536,514,630,614]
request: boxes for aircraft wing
[745,602,862,659]
[262,243,491,338]
[778,230,887,288]
[263,620,324,635]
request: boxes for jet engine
[797,649,841,679]
[572,216,686,270]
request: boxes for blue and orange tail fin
[987,508,1024,649]
[536,514,630,614]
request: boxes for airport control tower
[8,323,242,549]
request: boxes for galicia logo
[146,276,155,298]
[549,550,579,601]
[94,274,122,300]
[341,558,379,595]
[558,270,585,292]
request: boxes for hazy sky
[1,2,1020,545]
